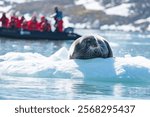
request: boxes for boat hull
[0,27,81,40]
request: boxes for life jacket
[28,20,38,31]
[38,21,45,31]
[38,16,45,31]
[16,17,25,29]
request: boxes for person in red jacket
[16,16,25,29]
[40,19,51,32]
[28,16,38,31]
[53,7,64,32]
[21,20,28,30]
[38,16,45,31]
[0,13,9,28]
[9,13,18,29]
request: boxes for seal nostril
[94,44,97,47]
[92,44,97,47]
[94,49,98,53]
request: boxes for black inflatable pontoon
[0,27,81,40]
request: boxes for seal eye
[93,43,97,47]
[85,39,91,46]
[98,41,104,47]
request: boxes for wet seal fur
[69,35,113,59]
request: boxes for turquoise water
[0,29,150,100]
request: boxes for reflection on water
[1,76,150,100]
[0,74,150,100]
[113,84,124,97]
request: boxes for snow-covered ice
[0,47,150,81]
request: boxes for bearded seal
[69,35,113,59]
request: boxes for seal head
[69,35,113,59]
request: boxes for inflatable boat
[0,27,81,40]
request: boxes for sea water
[0,29,150,100]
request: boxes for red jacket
[22,21,28,30]
[38,21,44,31]
[16,17,25,29]
[38,16,45,31]
[28,20,38,31]
[0,16,9,28]
[41,22,51,32]
[9,16,18,28]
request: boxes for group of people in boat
[0,7,63,32]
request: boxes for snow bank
[0,1,4,5]
[0,6,12,13]
[75,1,132,16]
[135,17,150,24]
[0,47,150,81]
[5,0,40,4]
[105,3,132,16]
[75,0,104,10]
[147,25,150,32]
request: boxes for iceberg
[0,47,150,82]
